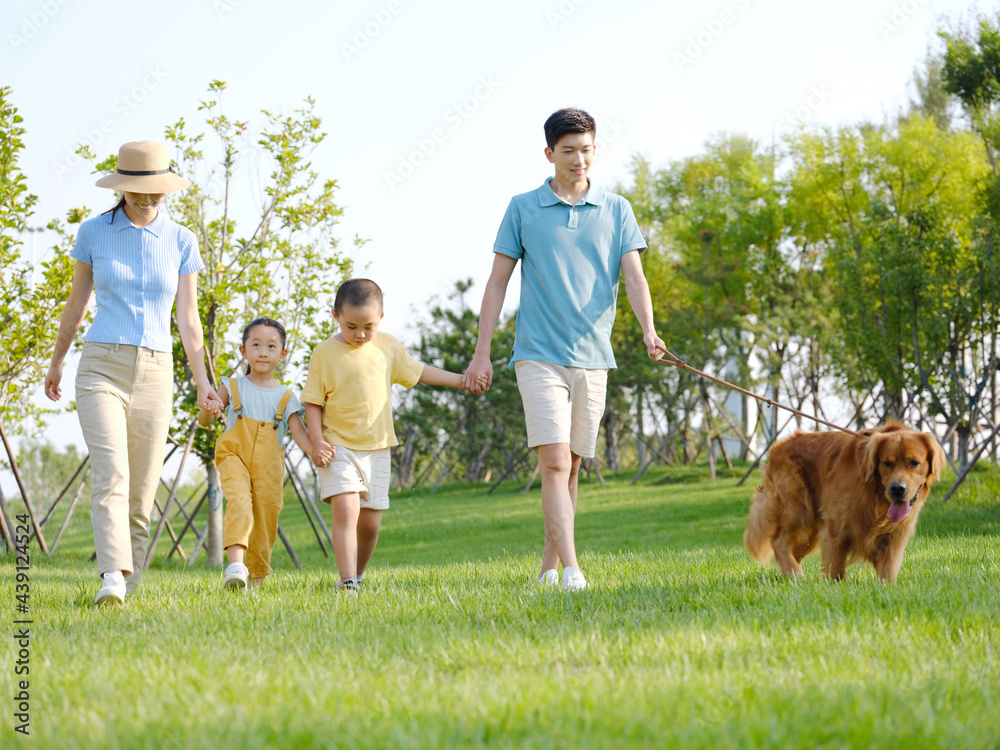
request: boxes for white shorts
[514,360,608,458]
[317,446,391,511]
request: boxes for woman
[44,140,222,605]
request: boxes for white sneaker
[95,572,126,606]
[224,562,249,590]
[536,569,559,585]
[561,567,588,591]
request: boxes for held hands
[461,354,493,394]
[462,374,489,394]
[311,440,335,468]
[197,383,224,417]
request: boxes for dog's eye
[883,461,893,469]
[909,459,920,469]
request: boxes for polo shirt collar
[537,178,606,207]
[111,206,166,237]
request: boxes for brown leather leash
[657,349,861,437]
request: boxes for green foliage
[940,16,1000,152]
[789,116,991,420]
[0,87,82,436]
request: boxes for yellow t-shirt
[301,332,424,451]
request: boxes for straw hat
[95,141,191,193]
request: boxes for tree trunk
[883,388,904,421]
[205,461,223,567]
[635,387,646,470]
[603,402,619,474]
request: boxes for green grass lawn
[2,461,999,749]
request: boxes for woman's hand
[197,382,224,416]
[44,363,64,402]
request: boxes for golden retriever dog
[745,422,946,582]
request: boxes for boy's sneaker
[95,571,126,606]
[224,562,249,590]
[339,578,360,595]
[536,569,559,585]
[356,572,365,587]
[561,567,588,591]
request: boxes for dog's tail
[744,485,776,564]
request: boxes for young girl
[198,318,312,589]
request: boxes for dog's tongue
[887,501,910,523]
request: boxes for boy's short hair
[335,278,383,314]
[544,108,597,150]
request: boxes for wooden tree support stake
[0,419,49,553]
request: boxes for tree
[788,116,990,463]
[0,86,81,437]
[400,281,523,485]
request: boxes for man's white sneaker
[95,571,126,606]
[561,567,588,591]
[536,569,559,585]
[224,562,249,590]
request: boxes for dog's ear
[922,433,946,483]
[863,433,881,483]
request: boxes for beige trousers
[75,343,173,582]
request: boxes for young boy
[302,278,477,593]
[462,108,667,591]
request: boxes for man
[463,108,666,590]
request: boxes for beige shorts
[317,446,391,510]
[514,360,608,458]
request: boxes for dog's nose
[890,482,907,500]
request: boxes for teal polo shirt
[493,179,647,369]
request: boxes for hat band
[115,166,177,176]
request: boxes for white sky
[1,0,995,490]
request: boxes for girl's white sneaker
[224,562,249,590]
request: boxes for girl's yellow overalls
[216,377,293,580]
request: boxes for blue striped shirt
[72,207,204,352]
